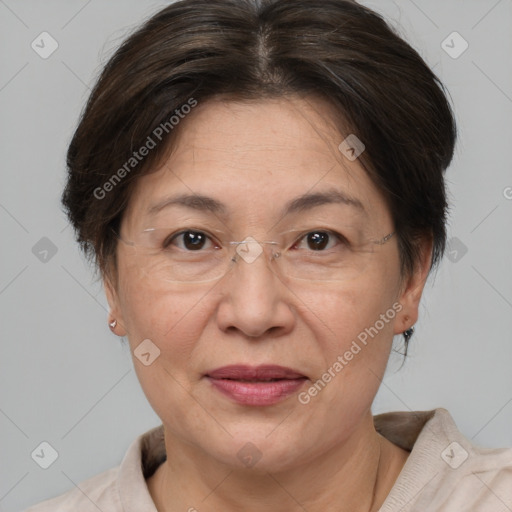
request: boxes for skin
[105,96,432,512]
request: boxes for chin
[201,424,314,474]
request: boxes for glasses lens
[128,228,230,283]
[123,226,393,283]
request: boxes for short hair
[63,0,457,281]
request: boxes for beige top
[25,408,512,511]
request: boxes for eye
[293,231,345,251]
[164,230,215,251]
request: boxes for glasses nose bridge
[229,237,281,270]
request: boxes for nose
[215,242,295,339]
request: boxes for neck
[147,412,408,512]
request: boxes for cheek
[118,269,213,364]
[290,273,401,417]
[294,276,399,355]
[118,279,217,423]
[296,286,399,412]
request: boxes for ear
[394,237,433,335]
[104,274,128,337]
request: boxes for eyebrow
[284,190,365,215]
[146,189,364,217]
[147,194,226,216]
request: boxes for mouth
[205,365,308,406]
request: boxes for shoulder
[24,425,164,512]
[441,426,512,509]
[24,467,120,512]
[379,408,512,511]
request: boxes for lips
[205,365,307,406]
[207,365,306,381]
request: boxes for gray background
[1,1,511,510]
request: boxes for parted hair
[63,0,457,281]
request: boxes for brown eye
[292,230,348,252]
[183,231,207,250]
[166,230,212,251]
[306,232,330,250]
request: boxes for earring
[403,326,414,343]
[109,319,117,331]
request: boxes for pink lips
[205,365,307,406]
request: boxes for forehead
[169,97,350,174]
[123,97,391,228]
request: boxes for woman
[26,0,512,510]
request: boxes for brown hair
[63,0,456,282]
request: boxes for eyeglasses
[115,225,395,284]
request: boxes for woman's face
[107,96,425,472]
